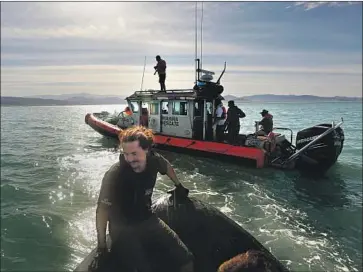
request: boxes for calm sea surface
[1,102,362,271]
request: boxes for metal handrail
[272,127,293,143]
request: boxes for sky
[1,1,362,97]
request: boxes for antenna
[200,1,204,71]
[195,1,198,84]
[140,56,146,91]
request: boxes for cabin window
[129,101,139,113]
[149,102,159,115]
[142,102,149,109]
[172,101,188,116]
[161,101,169,114]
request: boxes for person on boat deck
[124,106,132,116]
[256,109,273,136]
[213,100,227,142]
[162,103,169,114]
[225,100,246,145]
[95,126,193,272]
[154,55,167,91]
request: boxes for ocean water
[1,102,362,272]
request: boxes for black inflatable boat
[73,192,289,272]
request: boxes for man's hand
[168,183,189,197]
[176,183,189,197]
[89,245,109,272]
[224,124,229,132]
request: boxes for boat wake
[227,182,359,272]
[56,148,359,272]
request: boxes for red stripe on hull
[154,135,266,168]
[85,114,266,168]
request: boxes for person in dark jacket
[95,126,193,272]
[256,109,273,136]
[224,100,246,145]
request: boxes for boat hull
[154,135,266,168]
[73,194,289,272]
[85,113,267,168]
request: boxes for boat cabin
[118,60,227,142]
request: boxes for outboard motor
[295,123,344,171]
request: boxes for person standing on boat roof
[213,100,227,142]
[94,126,194,272]
[224,100,246,145]
[154,55,167,91]
[256,109,273,136]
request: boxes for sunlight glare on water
[1,103,361,272]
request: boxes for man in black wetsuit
[95,126,193,272]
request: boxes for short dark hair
[215,99,222,106]
[217,250,274,272]
[118,126,154,150]
[228,100,235,106]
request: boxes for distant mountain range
[1,93,361,106]
[223,94,362,102]
[1,93,126,106]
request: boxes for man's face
[122,140,148,172]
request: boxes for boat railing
[164,89,195,93]
[133,89,195,96]
[272,127,293,143]
[133,90,160,96]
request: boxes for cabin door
[148,101,161,133]
[205,100,214,141]
[129,100,140,126]
[193,100,204,140]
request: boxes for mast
[194,1,204,83]
[195,2,198,84]
[140,56,147,91]
[200,1,204,71]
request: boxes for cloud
[1,2,362,97]
[294,1,359,11]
